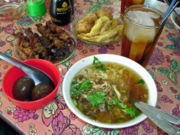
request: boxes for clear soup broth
[70,62,148,123]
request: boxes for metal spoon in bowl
[0,52,54,88]
[135,101,180,135]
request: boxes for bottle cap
[27,0,46,17]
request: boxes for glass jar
[0,0,25,21]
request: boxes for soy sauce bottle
[49,0,72,26]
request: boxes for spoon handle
[0,52,33,75]
[0,52,54,87]
[136,101,180,124]
[135,101,180,135]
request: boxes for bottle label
[56,1,71,14]
[51,16,62,23]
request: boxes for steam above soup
[70,57,148,123]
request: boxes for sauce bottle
[49,0,71,26]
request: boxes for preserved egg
[32,83,53,100]
[13,77,35,101]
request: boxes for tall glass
[121,0,145,15]
[121,5,164,67]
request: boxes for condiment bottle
[27,0,46,17]
[49,0,72,26]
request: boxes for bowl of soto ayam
[62,54,157,128]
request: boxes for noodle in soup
[70,57,148,123]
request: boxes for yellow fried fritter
[95,9,113,20]
[75,13,97,34]
[75,9,123,44]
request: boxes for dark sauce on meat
[13,21,75,63]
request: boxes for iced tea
[121,5,163,66]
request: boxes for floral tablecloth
[0,0,180,134]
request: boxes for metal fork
[135,101,180,135]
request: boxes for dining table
[0,0,180,134]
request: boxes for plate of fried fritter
[13,21,77,64]
[71,9,123,45]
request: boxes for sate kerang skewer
[13,21,75,63]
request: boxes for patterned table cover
[0,0,180,134]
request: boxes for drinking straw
[160,0,178,25]
[164,0,179,16]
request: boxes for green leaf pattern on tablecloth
[29,123,37,135]
[165,21,174,29]
[85,0,112,13]
[0,49,12,61]
[171,60,180,73]
[147,70,156,80]
[5,107,15,115]
[175,94,180,100]
[5,49,12,57]
[6,35,15,42]
[17,15,44,26]
[156,68,170,75]
[165,36,180,53]
[165,45,180,53]
[156,60,180,85]
[82,124,120,135]
[168,72,177,84]
[62,61,71,67]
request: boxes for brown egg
[13,77,34,101]
[32,83,53,100]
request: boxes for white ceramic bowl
[62,54,157,128]
[170,7,180,34]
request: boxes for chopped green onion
[122,106,140,118]
[117,102,127,108]
[73,100,78,106]
[138,79,145,84]
[108,99,127,108]
[93,56,106,71]
[121,90,127,93]
[79,80,92,91]
[87,91,106,107]
[108,99,117,105]
[71,79,92,97]
[108,106,112,110]
[72,80,78,84]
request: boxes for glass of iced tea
[121,5,164,67]
[121,0,145,15]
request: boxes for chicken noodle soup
[70,57,148,123]
[121,5,163,67]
